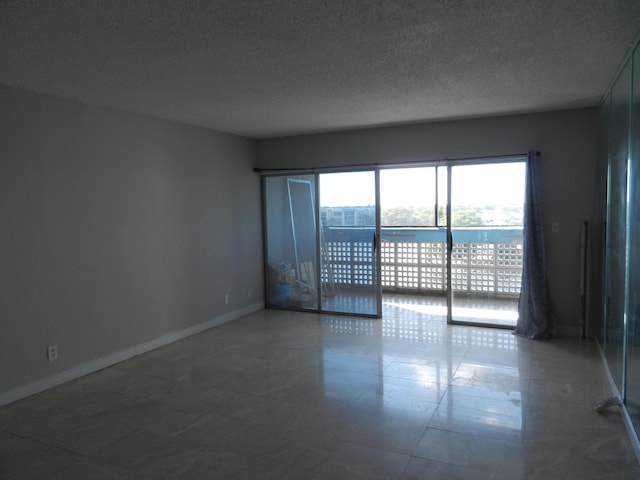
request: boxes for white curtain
[514,151,555,339]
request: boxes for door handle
[373,232,378,252]
[447,231,453,253]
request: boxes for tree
[381,206,436,226]
[452,207,482,226]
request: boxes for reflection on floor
[385,293,519,327]
[1,306,638,479]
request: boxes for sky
[319,163,526,207]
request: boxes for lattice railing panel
[325,237,521,297]
[469,267,495,292]
[469,243,495,267]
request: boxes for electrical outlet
[247,290,253,299]
[224,294,229,304]
[551,221,559,233]
[47,345,58,362]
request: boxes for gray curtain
[514,151,555,339]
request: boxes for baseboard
[0,302,264,407]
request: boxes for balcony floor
[319,292,518,328]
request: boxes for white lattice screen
[326,238,522,297]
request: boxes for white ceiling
[1,1,639,139]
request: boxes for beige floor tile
[0,434,84,478]
[412,428,524,476]
[400,456,512,480]
[1,297,638,479]
[284,440,410,480]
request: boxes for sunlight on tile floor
[1,298,639,479]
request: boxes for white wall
[0,85,263,399]
[258,108,600,334]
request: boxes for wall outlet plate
[47,345,58,362]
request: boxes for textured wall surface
[0,1,637,137]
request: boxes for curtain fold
[514,151,555,339]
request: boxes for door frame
[261,155,525,323]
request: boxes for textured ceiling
[1,1,639,139]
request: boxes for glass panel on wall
[319,171,380,316]
[605,59,631,396]
[449,162,525,327]
[626,46,640,435]
[264,175,319,310]
[595,94,611,346]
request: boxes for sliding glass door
[264,175,319,310]
[319,171,381,316]
[604,59,631,396]
[598,44,640,446]
[263,160,524,325]
[448,162,525,327]
[263,171,381,317]
[627,43,640,438]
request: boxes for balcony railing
[322,227,523,298]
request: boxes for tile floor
[1,297,640,479]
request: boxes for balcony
[321,226,523,326]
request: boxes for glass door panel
[449,162,525,327]
[605,59,631,396]
[626,47,640,434]
[319,171,380,316]
[380,167,437,227]
[379,166,447,315]
[595,95,611,346]
[264,175,319,310]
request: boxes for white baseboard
[0,302,264,407]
